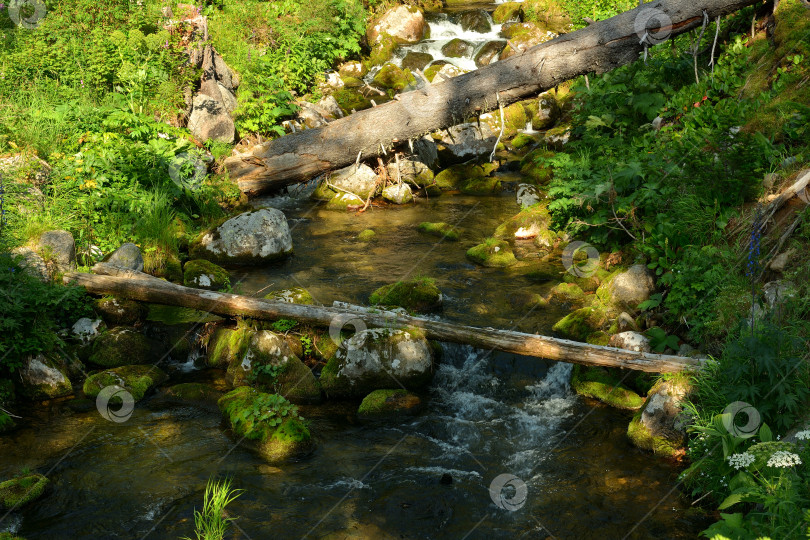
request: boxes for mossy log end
[224,0,761,196]
[65,268,703,373]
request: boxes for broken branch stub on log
[65,270,704,373]
[225,0,762,196]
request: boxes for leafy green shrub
[0,254,92,373]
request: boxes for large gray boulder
[608,331,650,353]
[190,209,293,265]
[387,158,434,187]
[10,247,49,281]
[367,5,426,45]
[597,264,656,312]
[312,164,379,201]
[628,378,692,456]
[38,230,76,274]
[188,94,235,144]
[19,354,72,400]
[106,243,144,271]
[382,183,414,204]
[320,329,434,398]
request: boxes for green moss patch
[0,473,48,510]
[418,222,460,241]
[466,238,517,267]
[373,63,415,91]
[358,229,377,243]
[434,163,487,190]
[493,2,523,23]
[183,259,229,290]
[552,306,608,341]
[369,278,443,313]
[88,327,151,368]
[494,203,552,240]
[519,148,555,185]
[627,413,679,457]
[357,389,422,419]
[548,282,585,304]
[460,176,501,195]
[83,364,168,402]
[164,383,222,404]
[206,327,252,369]
[218,387,312,463]
[147,304,222,325]
[333,88,372,115]
[571,365,643,410]
[94,297,148,327]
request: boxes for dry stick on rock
[224,0,763,196]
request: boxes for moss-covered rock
[401,51,433,71]
[466,238,517,267]
[188,209,293,266]
[358,229,377,243]
[83,364,168,402]
[146,305,221,325]
[418,222,460,241]
[441,38,475,58]
[226,331,321,404]
[494,203,553,241]
[18,354,72,400]
[492,1,523,23]
[206,327,252,369]
[460,176,501,195]
[434,163,485,190]
[370,277,442,313]
[183,259,229,290]
[373,63,415,91]
[326,192,365,210]
[218,386,313,463]
[387,158,435,187]
[507,291,548,310]
[320,328,434,398]
[520,259,562,282]
[548,282,585,304]
[474,39,507,67]
[0,473,48,510]
[423,61,448,83]
[484,102,527,139]
[519,148,555,185]
[510,133,536,150]
[571,365,644,410]
[523,0,572,34]
[586,331,611,346]
[88,327,151,368]
[263,287,315,305]
[341,76,364,88]
[164,383,223,405]
[332,88,373,115]
[367,35,399,67]
[627,413,679,457]
[357,389,423,420]
[552,306,609,341]
[95,297,148,327]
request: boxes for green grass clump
[182,476,242,540]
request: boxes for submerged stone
[357,389,423,419]
[417,222,460,241]
[164,383,223,405]
[264,287,315,305]
[369,278,443,313]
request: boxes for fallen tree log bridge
[225,0,761,195]
[65,268,704,373]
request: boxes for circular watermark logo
[634,8,673,45]
[489,473,528,511]
[562,241,600,278]
[96,385,135,423]
[722,401,761,438]
[329,314,368,351]
[168,151,208,192]
[8,0,47,29]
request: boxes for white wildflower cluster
[728,452,756,470]
[795,430,810,441]
[766,451,802,469]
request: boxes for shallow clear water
[0,192,709,539]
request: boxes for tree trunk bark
[65,269,704,373]
[225,0,761,196]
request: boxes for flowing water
[0,7,711,540]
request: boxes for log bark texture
[66,269,704,373]
[225,0,761,196]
